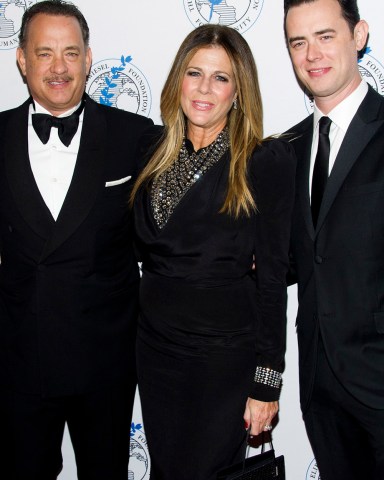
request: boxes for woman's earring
[233,98,238,110]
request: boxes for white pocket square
[105,175,132,187]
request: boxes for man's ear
[16,47,27,77]
[354,20,369,53]
[85,47,92,76]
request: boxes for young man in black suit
[0,1,152,478]
[284,0,384,478]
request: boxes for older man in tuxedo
[0,1,152,478]
[284,0,384,479]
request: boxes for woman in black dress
[131,24,296,480]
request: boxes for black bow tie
[32,100,85,147]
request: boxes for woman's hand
[243,397,279,436]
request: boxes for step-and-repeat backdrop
[1,1,383,478]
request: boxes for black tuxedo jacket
[288,86,384,411]
[0,95,153,397]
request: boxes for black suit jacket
[0,95,153,397]
[288,85,384,411]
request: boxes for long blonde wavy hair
[131,24,264,217]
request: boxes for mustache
[44,75,73,82]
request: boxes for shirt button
[315,255,323,264]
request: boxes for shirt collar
[313,80,368,132]
[32,98,83,118]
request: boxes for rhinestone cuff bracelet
[254,366,282,389]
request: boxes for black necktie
[311,116,332,227]
[32,100,85,147]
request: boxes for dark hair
[284,0,360,35]
[283,0,366,58]
[19,0,89,49]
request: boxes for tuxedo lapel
[316,88,384,232]
[292,116,315,240]
[4,99,55,241]
[40,97,106,261]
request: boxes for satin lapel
[316,89,384,233]
[292,117,315,240]
[40,98,106,261]
[4,99,54,240]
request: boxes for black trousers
[303,338,384,480]
[0,381,136,480]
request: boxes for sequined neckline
[150,128,230,229]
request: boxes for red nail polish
[244,421,249,429]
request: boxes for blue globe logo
[87,56,152,117]
[183,0,264,33]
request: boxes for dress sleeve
[132,125,164,261]
[249,138,296,401]
[135,124,164,174]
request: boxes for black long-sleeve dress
[133,129,296,480]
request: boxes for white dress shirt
[309,80,368,198]
[28,99,84,220]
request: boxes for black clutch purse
[217,431,285,480]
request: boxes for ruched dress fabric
[133,131,296,480]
